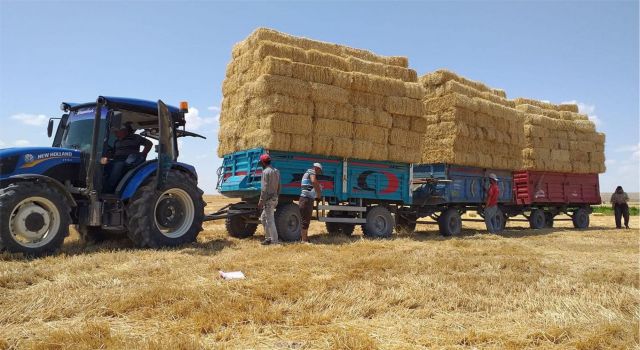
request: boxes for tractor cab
[1,96,206,256]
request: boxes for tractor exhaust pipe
[84,96,106,226]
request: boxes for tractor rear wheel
[126,170,205,248]
[0,182,70,256]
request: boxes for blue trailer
[213,148,413,240]
[213,148,513,239]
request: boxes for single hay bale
[388,144,420,163]
[241,130,291,151]
[306,49,349,71]
[259,113,313,135]
[332,70,353,89]
[312,135,333,155]
[384,96,423,117]
[423,93,478,113]
[314,101,354,122]
[351,72,405,97]
[253,40,308,63]
[248,94,314,116]
[347,56,386,76]
[331,137,353,158]
[385,65,418,82]
[349,90,385,110]
[515,104,543,115]
[353,124,388,144]
[289,135,313,153]
[291,61,334,85]
[410,116,428,133]
[389,129,421,147]
[369,143,389,161]
[391,114,412,130]
[438,107,475,123]
[261,56,293,77]
[573,120,596,133]
[314,118,353,138]
[493,89,507,98]
[420,69,504,97]
[558,103,579,112]
[352,140,373,159]
[433,80,514,107]
[404,83,426,100]
[243,74,311,100]
[310,82,350,104]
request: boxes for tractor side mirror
[47,119,54,138]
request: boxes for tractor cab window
[60,107,107,153]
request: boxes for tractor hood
[0,147,81,178]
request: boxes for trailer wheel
[275,203,302,241]
[362,206,394,238]
[572,208,590,229]
[438,208,462,236]
[225,215,258,239]
[395,213,417,234]
[325,211,355,236]
[126,170,205,248]
[529,209,546,229]
[0,182,70,256]
[544,212,555,228]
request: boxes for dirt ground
[0,195,638,349]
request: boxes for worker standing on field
[258,154,281,245]
[484,173,501,233]
[299,163,323,243]
[610,186,630,229]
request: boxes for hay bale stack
[218,28,424,163]
[418,71,524,170]
[513,99,605,173]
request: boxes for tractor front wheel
[0,182,70,256]
[126,170,205,248]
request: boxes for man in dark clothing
[484,173,501,233]
[102,123,153,192]
[610,186,630,229]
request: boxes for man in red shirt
[484,173,500,233]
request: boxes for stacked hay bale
[419,70,525,170]
[218,28,425,163]
[513,99,605,173]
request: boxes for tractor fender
[4,174,77,207]
[120,162,197,201]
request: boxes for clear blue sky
[1,1,638,193]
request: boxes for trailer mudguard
[119,161,197,200]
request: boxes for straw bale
[438,107,475,123]
[353,124,388,144]
[573,120,596,133]
[420,69,505,98]
[332,70,353,89]
[423,115,440,125]
[352,140,373,160]
[384,96,423,117]
[331,137,353,158]
[493,89,507,98]
[314,102,354,122]
[259,113,312,135]
[243,75,310,100]
[289,135,313,153]
[310,82,349,104]
[248,94,314,116]
[423,93,478,113]
[391,114,412,130]
[261,56,293,77]
[404,83,425,100]
[389,129,421,147]
[314,118,353,138]
[410,116,428,133]
[434,80,514,107]
[515,104,543,115]
[306,49,349,71]
[347,56,386,76]
[253,41,307,63]
[369,143,389,161]
[385,65,418,82]
[241,130,291,151]
[349,91,385,109]
[311,135,333,156]
[351,73,406,96]
[291,62,333,85]
[558,103,579,113]
[388,144,420,163]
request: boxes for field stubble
[0,195,638,349]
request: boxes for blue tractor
[0,97,206,256]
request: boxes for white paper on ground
[219,271,246,280]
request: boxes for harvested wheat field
[1,195,638,349]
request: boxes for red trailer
[502,171,600,229]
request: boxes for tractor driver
[102,122,153,192]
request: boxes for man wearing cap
[102,123,152,193]
[299,163,323,242]
[258,154,281,245]
[484,173,501,233]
